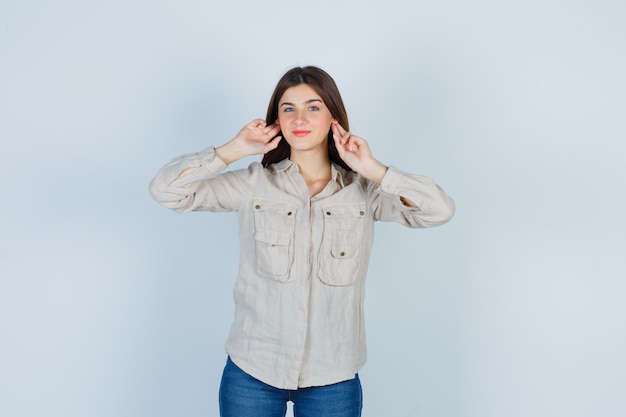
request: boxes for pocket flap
[321,202,366,218]
[330,244,358,259]
[255,230,290,246]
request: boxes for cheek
[278,113,293,124]
[320,111,334,125]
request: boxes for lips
[292,130,311,137]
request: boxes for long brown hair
[261,66,353,171]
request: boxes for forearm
[215,140,249,166]
[175,140,241,179]
[358,158,388,185]
[377,166,455,226]
[148,146,228,212]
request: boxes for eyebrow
[280,99,323,107]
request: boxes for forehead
[279,84,323,103]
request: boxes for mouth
[292,130,311,137]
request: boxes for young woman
[149,66,455,417]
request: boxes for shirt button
[326,211,331,216]
[255,205,260,209]
[287,211,292,216]
[340,251,346,256]
[360,211,365,216]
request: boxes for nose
[294,109,307,125]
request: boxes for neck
[290,150,332,182]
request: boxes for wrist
[362,159,388,184]
[216,140,243,165]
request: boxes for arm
[331,122,388,185]
[331,122,455,227]
[148,119,282,213]
[176,119,282,178]
[372,166,455,227]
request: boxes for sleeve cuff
[379,165,406,195]
[196,146,228,172]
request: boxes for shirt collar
[272,158,293,172]
[330,163,345,188]
[270,159,346,189]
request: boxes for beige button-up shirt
[149,146,455,389]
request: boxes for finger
[331,123,341,142]
[265,136,282,152]
[333,122,347,135]
[262,123,275,133]
[262,127,281,144]
[251,119,267,128]
[341,130,352,145]
[332,134,346,156]
[347,137,355,152]
[263,123,281,136]
[333,126,350,145]
[347,135,361,152]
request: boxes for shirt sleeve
[369,165,455,227]
[148,146,258,213]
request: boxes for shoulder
[261,159,294,176]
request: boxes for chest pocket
[253,198,297,282]
[319,202,366,286]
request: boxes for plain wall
[1,1,624,416]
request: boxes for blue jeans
[219,357,363,417]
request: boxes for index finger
[332,122,348,136]
[263,123,281,136]
[250,119,267,128]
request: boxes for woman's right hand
[216,119,282,165]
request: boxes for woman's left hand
[331,122,388,183]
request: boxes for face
[277,84,335,155]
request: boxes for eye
[308,105,320,111]
[282,107,294,112]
